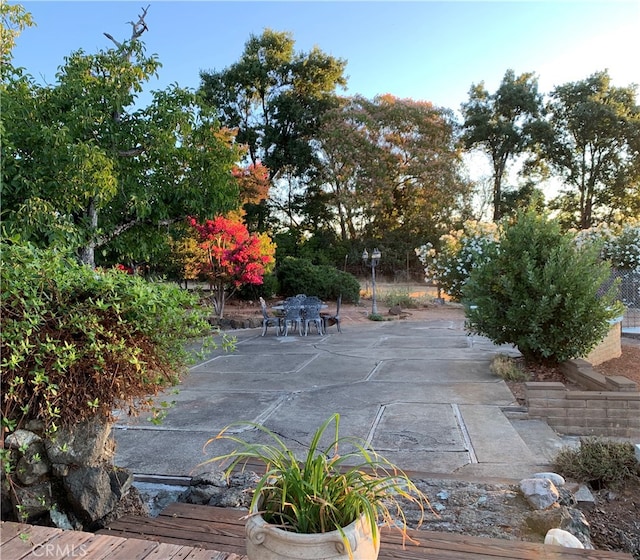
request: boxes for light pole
[362,248,381,315]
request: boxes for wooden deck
[1,520,246,560]
[97,502,633,559]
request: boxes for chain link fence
[610,269,640,331]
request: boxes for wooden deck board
[98,503,633,559]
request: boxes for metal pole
[371,262,378,315]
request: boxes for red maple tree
[188,216,275,318]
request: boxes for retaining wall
[525,359,639,438]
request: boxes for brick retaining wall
[525,360,639,438]
[584,320,622,365]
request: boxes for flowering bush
[415,221,501,301]
[574,221,640,273]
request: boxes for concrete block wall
[583,320,622,366]
[525,362,640,438]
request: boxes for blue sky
[11,1,640,115]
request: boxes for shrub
[1,241,221,436]
[463,211,623,364]
[490,354,529,382]
[415,221,500,301]
[553,438,639,489]
[381,289,419,309]
[276,257,360,303]
[236,272,279,301]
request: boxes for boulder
[63,466,133,523]
[520,478,560,510]
[545,528,584,549]
[45,418,113,467]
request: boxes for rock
[520,478,560,510]
[532,472,565,487]
[11,481,53,521]
[50,509,75,530]
[63,466,133,523]
[573,485,596,510]
[635,443,640,464]
[526,506,593,549]
[16,442,50,485]
[5,429,42,450]
[545,528,584,549]
[45,418,113,467]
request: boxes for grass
[490,354,530,382]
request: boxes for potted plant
[201,413,430,560]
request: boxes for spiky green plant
[202,414,429,556]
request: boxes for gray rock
[45,418,112,467]
[520,478,560,510]
[63,466,133,523]
[16,442,50,485]
[525,506,593,549]
[532,472,565,487]
[5,429,41,450]
[574,485,596,510]
[50,509,75,530]
[11,481,53,521]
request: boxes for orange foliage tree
[188,216,275,318]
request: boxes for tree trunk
[78,197,98,267]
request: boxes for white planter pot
[245,509,380,560]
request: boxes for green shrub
[553,438,639,489]
[381,289,419,309]
[0,241,221,436]
[463,211,623,364]
[276,257,360,302]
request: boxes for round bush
[463,211,622,364]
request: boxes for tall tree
[198,29,347,227]
[539,70,640,229]
[1,6,241,267]
[461,69,543,221]
[315,95,469,242]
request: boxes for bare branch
[128,5,150,42]
[102,32,122,49]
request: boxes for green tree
[199,29,347,183]
[463,211,622,364]
[314,94,470,272]
[1,6,241,267]
[461,69,543,221]
[539,70,640,229]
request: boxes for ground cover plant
[0,240,222,438]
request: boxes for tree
[199,29,347,181]
[1,6,241,267]
[314,94,470,272]
[461,69,543,221]
[539,70,640,229]
[188,216,275,318]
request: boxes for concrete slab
[113,316,567,483]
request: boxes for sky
[10,0,640,117]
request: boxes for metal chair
[259,297,281,336]
[322,294,342,333]
[303,304,324,336]
[281,304,303,336]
